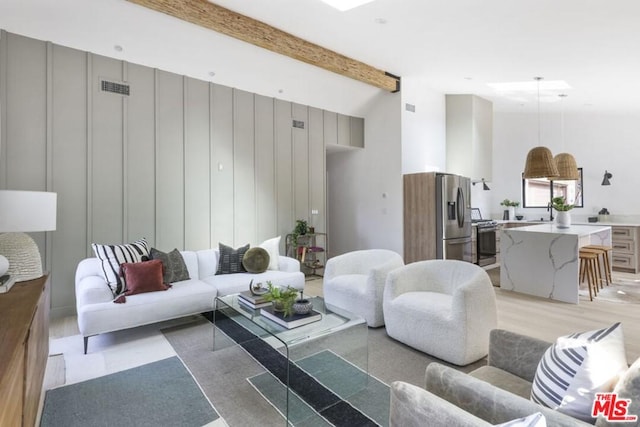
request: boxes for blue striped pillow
[530,323,627,422]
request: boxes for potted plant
[291,219,309,255]
[500,199,520,220]
[551,196,573,228]
[263,281,299,317]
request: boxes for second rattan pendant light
[553,94,580,180]
[523,77,559,179]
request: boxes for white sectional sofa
[75,248,304,353]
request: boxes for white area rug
[578,277,640,304]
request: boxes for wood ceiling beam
[126,0,400,92]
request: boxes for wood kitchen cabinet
[0,275,50,427]
[611,225,640,273]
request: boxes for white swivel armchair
[383,260,497,366]
[323,249,404,327]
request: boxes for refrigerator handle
[456,187,464,228]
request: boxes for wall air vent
[100,79,130,96]
[292,120,305,129]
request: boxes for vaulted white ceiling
[2,0,639,113]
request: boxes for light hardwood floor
[304,274,640,361]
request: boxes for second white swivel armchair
[323,249,404,327]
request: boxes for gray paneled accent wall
[0,30,363,317]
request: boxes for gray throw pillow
[149,248,190,283]
[216,243,250,275]
[242,247,270,273]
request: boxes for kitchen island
[500,224,611,303]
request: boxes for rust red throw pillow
[118,260,170,302]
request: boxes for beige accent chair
[323,249,404,327]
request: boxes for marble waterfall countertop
[500,224,612,303]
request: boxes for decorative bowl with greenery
[263,281,300,317]
[551,196,574,211]
[500,199,520,208]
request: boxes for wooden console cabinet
[0,275,50,427]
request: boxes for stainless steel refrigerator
[403,172,472,263]
[435,173,472,261]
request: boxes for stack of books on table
[260,305,322,329]
[237,291,272,309]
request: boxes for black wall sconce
[602,170,613,186]
[472,178,490,191]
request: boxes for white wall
[327,92,403,256]
[326,75,448,258]
[491,111,638,220]
[401,75,447,174]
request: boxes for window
[522,168,583,208]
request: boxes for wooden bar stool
[579,250,600,301]
[580,247,607,290]
[582,244,613,287]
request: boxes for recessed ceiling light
[208,71,216,77]
[114,45,123,52]
[374,18,387,24]
[320,0,375,12]
[487,80,571,92]
[464,77,473,80]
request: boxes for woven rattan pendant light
[524,147,559,178]
[523,77,559,179]
[553,94,579,180]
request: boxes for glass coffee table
[213,294,368,425]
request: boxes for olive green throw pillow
[242,247,270,273]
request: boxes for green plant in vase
[551,196,574,228]
[551,196,574,211]
[291,219,309,258]
[500,199,520,208]
[263,281,299,317]
[500,199,520,220]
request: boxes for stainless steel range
[471,208,497,267]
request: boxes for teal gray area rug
[40,356,220,427]
[161,315,484,426]
[249,349,389,426]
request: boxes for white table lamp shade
[0,190,57,281]
[0,191,57,232]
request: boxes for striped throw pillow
[530,323,627,422]
[92,238,150,297]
